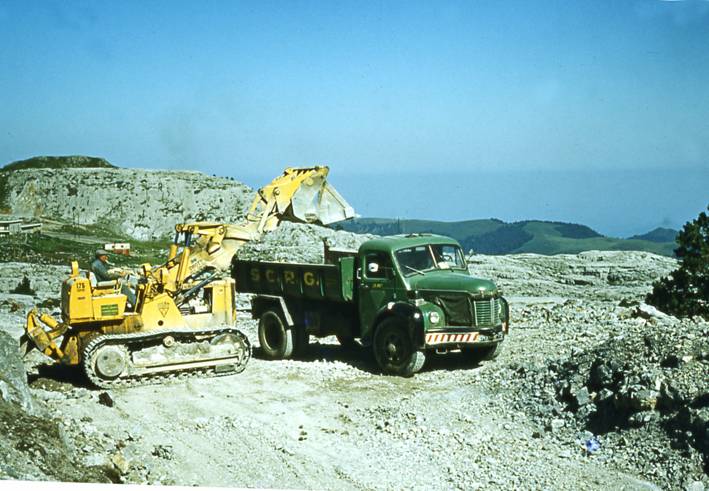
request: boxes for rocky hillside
[0,156,252,240]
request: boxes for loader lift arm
[177,166,356,271]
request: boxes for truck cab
[356,234,509,375]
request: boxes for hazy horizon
[5,153,705,238]
[234,167,708,238]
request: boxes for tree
[646,205,709,318]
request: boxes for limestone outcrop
[2,168,252,240]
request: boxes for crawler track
[82,327,251,389]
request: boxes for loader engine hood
[407,271,499,297]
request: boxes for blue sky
[1,0,708,236]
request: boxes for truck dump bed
[232,258,355,303]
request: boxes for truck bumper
[424,328,504,349]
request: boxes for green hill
[628,227,678,243]
[336,218,676,256]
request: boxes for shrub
[11,276,36,296]
[646,206,709,318]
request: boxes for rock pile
[490,302,708,488]
[237,221,377,263]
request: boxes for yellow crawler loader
[22,166,355,388]
[24,256,248,388]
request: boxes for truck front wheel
[258,310,295,360]
[373,318,425,377]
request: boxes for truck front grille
[472,298,501,326]
[422,292,501,327]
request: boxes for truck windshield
[395,244,466,276]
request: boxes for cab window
[395,246,435,275]
[364,252,393,279]
[431,244,466,269]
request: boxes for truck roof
[359,234,461,253]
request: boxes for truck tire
[373,318,425,377]
[258,310,294,360]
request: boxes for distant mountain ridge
[628,227,678,243]
[336,218,676,256]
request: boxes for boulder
[0,330,33,412]
[634,303,669,320]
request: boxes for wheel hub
[94,345,127,379]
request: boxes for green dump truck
[232,234,509,376]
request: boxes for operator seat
[87,271,121,291]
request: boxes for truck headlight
[429,311,440,324]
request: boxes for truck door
[359,251,396,336]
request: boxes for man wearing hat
[91,249,137,308]
[91,249,121,282]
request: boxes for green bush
[646,206,709,318]
[11,276,35,296]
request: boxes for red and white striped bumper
[425,331,502,346]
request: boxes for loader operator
[91,249,137,309]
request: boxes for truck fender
[251,295,294,327]
[500,296,510,333]
[372,302,425,349]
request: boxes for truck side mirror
[367,262,379,274]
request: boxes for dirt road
[29,320,660,490]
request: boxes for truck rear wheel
[373,318,425,377]
[258,310,294,360]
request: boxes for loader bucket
[251,166,356,232]
[288,172,356,225]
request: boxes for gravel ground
[0,246,707,490]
